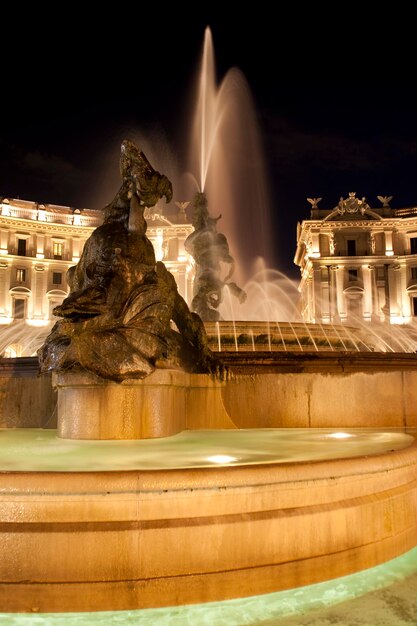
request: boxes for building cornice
[0,217,95,236]
[299,219,417,230]
[146,225,193,236]
[0,217,193,238]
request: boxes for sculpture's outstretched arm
[227,282,247,304]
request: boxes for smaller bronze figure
[185,192,246,321]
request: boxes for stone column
[368,265,379,321]
[312,265,322,322]
[384,230,394,256]
[36,234,45,259]
[0,229,9,255]
[154,229,164,262]
[320,265,331,323]
[305,275,314,323]
[311,231,320,257]
[176,267,187,302]
[0,261,9,317]
[335,266,346,321]
[387,264,400,320]
[72,238,81,263]
[329,265,339,324]
[361,265,373,321]
[186,265,194,308]
[398,263,411,320]
[32,264,46,320]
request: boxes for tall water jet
[188,27,273,282]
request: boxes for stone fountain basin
[3,352,417,432]
[1,428,417,612]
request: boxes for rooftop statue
[377,195,393,208]
[38,140,226,381]
[306,197,322,209]
[185,192,246,321]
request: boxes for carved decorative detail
[368,233,376,254]
[336,192,370,216]
[309,219,417,228]
[329,234,336,255]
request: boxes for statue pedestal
[53,370,235,440]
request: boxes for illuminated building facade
[294,193,417,325]
[0,197,194,355]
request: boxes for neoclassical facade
[0,198,194,355]
[294,193,417,325]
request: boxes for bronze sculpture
[185,192,246,321]
[38,140,225,382]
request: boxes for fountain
[1,26,417,624]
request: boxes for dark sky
[2,10,417,279]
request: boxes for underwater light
[207,454,237,464]
[327,432,354,439]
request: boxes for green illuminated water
[0,427,414,471]
[1,545,417,625]
[1,427,416,624]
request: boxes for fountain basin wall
[221,352,417,429]
[0,358,56,429]
[54,370,235,439]
[1,440,417,612]
[1,353,417,430]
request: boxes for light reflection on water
[0,427,414,472]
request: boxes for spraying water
[188,27,273,282]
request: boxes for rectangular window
[412,267,417,280]
[17,239,27,256]
[321,267,329,281]
[411,237,417,254]
[53,242,63,259]
[13,299,25,319]
[16,268,26,283]
[413,297,417,316]
[347,240,356,255]
[348,269,358,281]
[52,272,62,285]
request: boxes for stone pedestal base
[53,370,236,440]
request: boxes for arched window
[9,286,31,321]
[46,289,67,320]
[3,343,22,358]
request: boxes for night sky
[2,11,417,279]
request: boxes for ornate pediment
[321,192,382,222]
[336,192,370,216]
